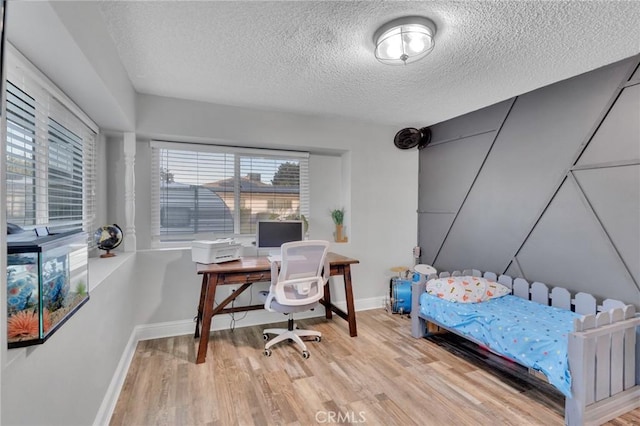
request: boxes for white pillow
[426,276,510,303]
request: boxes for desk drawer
[219,271,269,284]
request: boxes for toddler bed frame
[410,269,640,426]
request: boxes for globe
[94,224,123,258]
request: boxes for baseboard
[135,295,386,342]
[92,329,139,426]
[93,295,385,425]
[350,295,387,312]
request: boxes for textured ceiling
[97,1,640,128]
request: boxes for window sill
[88,252,136,291]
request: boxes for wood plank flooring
[110,309,640,425]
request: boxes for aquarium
[7,231,89,348]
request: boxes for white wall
[132,94,419,318]
[2,256,138,426]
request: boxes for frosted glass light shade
[374,16,437,65]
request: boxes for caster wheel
[314,336,321,342]
[302,351,310,359]
[263,334,269,341]
[263,349,272,357]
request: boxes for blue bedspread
[419,293,581,397]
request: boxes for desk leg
[194,274,208,339]
[343,265,357,337]
[323,277,332,320]
[196,273,218,364]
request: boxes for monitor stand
[257,248,281,258]
[260,249,282,263]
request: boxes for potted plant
[330,208,347,242]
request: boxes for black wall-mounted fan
[393,127,432,150]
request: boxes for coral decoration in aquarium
[6,231,89,348]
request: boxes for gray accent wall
[419,55,640,307]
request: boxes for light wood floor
[111,309,640,425]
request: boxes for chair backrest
[271,240,329,307]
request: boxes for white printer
[191,239,242,264]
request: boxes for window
[267,199,293,210]
[5,46,97,235]
[150,141,309,244]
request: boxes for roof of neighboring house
[204,176,299,194]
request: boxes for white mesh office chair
[258,240,330,359]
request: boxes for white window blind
[5,45,98,235]
[150,141,309,244]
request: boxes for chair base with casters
[258,291,322,359]
[262,314,321,359]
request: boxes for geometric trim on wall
[577,84,640,167]
[418,131,496,213]
[434,58,635,275]
[631,63,640,82]
[418,213,456,266]
[574,165,640,287]
[515,176,639,304]
[419,56,640,306]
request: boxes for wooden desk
[194,252,360,364]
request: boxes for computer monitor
[256,220,304,250]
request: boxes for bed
[410,269,640,426]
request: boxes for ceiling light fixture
[373,16,437,65]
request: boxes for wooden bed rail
[424,270,626,316]
[566,307,640,426]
